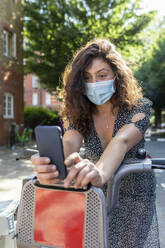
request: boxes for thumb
[64,152,82,167]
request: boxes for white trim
[3,30,9,56]
[45,92,51,105]
[32,92,38,105]
[3,93,14,119]
[32,75,38,88]
[13,33,17,57]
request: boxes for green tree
[135,28,165,127]
[24,0,155,90]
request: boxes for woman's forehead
[85,57,112,73]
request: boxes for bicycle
[15,128,33,146]
[14,149,165,248]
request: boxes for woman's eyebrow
[84,68,110,73]
[97,68,110,73]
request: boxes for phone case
[35,125,67,179]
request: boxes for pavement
[0,144,36,202]
[145,140,165,248]
[0,140,165,247]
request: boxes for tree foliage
[135,28,165,126]
[24,0,155,90]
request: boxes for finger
[74,165,91,188]
[38,178,62,185]
[37,171,59,181]
[39,171,59,180]
[81,171,96,187]
[64,160,86,187]
[31,155,50,165]
[74,161,95,187]
[33,164,57,173]
[49,178,62,184]
[64,152,82,167]
[81,170,101,187]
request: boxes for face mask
[85,79,115,105]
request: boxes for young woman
[32,38,159,247]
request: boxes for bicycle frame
[15,151,165,248]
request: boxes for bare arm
[64,120,143,188]
[95,122,142,185]
[63,130,83,158]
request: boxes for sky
[141,0,165,17]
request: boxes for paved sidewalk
[145,141,165,248]
[0,146,34,202]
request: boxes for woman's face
[83,57,115,83]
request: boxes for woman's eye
[99,74,107,78]
[84,78,90,82]
[84,75,90,81]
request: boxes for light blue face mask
[85,79,115,105]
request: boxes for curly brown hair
[60,38,143,137]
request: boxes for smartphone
[34,125,67,179]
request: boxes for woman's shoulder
[137,97,152,107]
[118,97,152,120]
[120,97,152,114]
[125,97,152,119]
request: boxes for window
[3,30,9,56]
[32,93,38,105]
[3,30,17,57]
[45,92,51,105]
[32,75,38,88]
[13,33,17,57]
[3,93,14,119]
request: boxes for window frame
[3,29,17,57]
[3,30,9,56]
[32,92,38,106]
[45,92,51,105]
[32,75,38,89]
[3,93,14,119]
[13,32,17,57]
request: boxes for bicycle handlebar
[151,158,165,169]
[17,148,165,214]
[107,158,165,215]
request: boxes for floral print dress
[67,98,160,248]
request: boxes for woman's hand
[31,154,62,185]
[31,152,103,188]
[64,152,103,188]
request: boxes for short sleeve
[126,98,152,136]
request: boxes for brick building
[0,0,24,146]
[24,74,61,110]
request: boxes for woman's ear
[113,76,117,90]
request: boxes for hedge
[24,106,61,130]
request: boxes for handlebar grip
[151,158,165,165]
[151,158,165,169]
[152,164,165,169]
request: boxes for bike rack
[17,148,165,213]
[15,148,165,248]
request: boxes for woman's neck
[95,101,113,116]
